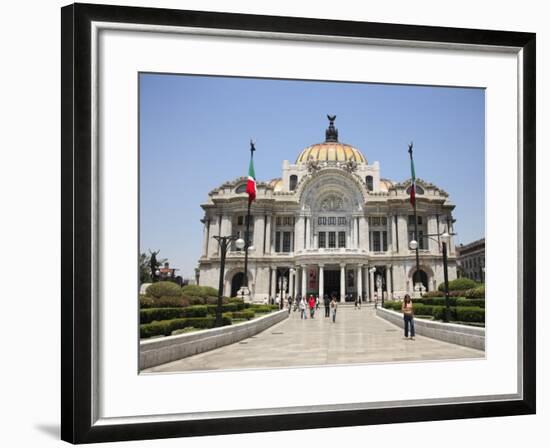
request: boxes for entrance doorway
[324,270,340,300]
[412,269,429,292]
[230,272,245,298]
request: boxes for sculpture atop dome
[325,115,338,142]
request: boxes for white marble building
[197,117,457,303]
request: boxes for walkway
[143,305,484,373]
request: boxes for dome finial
[325,115,338,142]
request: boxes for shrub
[146,281,183,298]
[140,305,209,324]
[140,315,232,338]
[139,295,155,309]
[181,285,218,297]
[383,301,402,311]
[456,298,485,308]
[230,310,255,320]
[464,286,485,299]
[422,290,444,298]
[438,278,480,292]
[455,306,485,323]
[206,303,243,314]
[248,305,275,314]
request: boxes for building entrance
[324,270,341,300]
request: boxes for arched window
[235,184,247,194]
[289,175,298,191]
[406,185,424,195]
[365,175,373,192]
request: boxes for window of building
[318,217,326,225]
[289,175,298,191]
[237,216,243,225]
[235,184,247,194]
[365,175,373,192]
[282,232,291,252]
[372,231,381,252]
[338,231,346,248]
[276,217,281,226]
[275,232,281,253]
[318,232,326,248]
[338,217,346,225]
[328,232,336,248]
[328,217,336,225]
[370,231,388,252]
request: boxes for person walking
[287,296,293,314]
[308,295,316,318]
[299,296,307,320]
[330,296,338,323]
[354,295,358,310]
[401,294,415,340]
[316,295,320,310]
[324,294,330,318]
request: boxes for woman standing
[401,294,415,340]
[330,296,338,323]
[308,295,316,318]
[299,297,307,319]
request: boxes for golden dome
[296,115,367,164]
[296,142,367,164]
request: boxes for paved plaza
[143,305,484,373]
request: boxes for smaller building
[456,238,485,283]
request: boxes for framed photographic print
[61,2,536,444]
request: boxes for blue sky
[140,74,485,278]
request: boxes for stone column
[369,266,375,302]
[295,215,304,252]
[340,264,346,302]
[319,264,324,299]
[270,267,277,299]
[264,215,272,254]
[301,265,308,296]
[201,219,209,257]
[208,215,221,257]
[357,264,363,301]
[305,217,310,249]
[397,214,409,255]
[363,215,370,252]
[387,214,393,252]
[253,214,265,254]
[427,215,438,254]
[386,265,392,300]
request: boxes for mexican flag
[408,143,416,207]
[246,154,256,203]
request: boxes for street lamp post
[213,235,244,327]
[409,230,452,322]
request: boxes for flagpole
[408,143,421,292]
[243,141,255,290]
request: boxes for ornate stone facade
[197,118,458,303]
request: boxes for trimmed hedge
[206,303,248,314]
[140,315,232,339]
[140,306,209,324]
[146,281,183,298]
[382,301,485,323]
[230,310,255,320]
[181,285,218,297]
[438,278,480,292]
[423,290,466,298]
[455,306,485,322]
[249,305,278,313]
[464,286,485,298]
[140,294,190,308]
[413,297,485,308]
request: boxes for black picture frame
[61,2,536,444]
